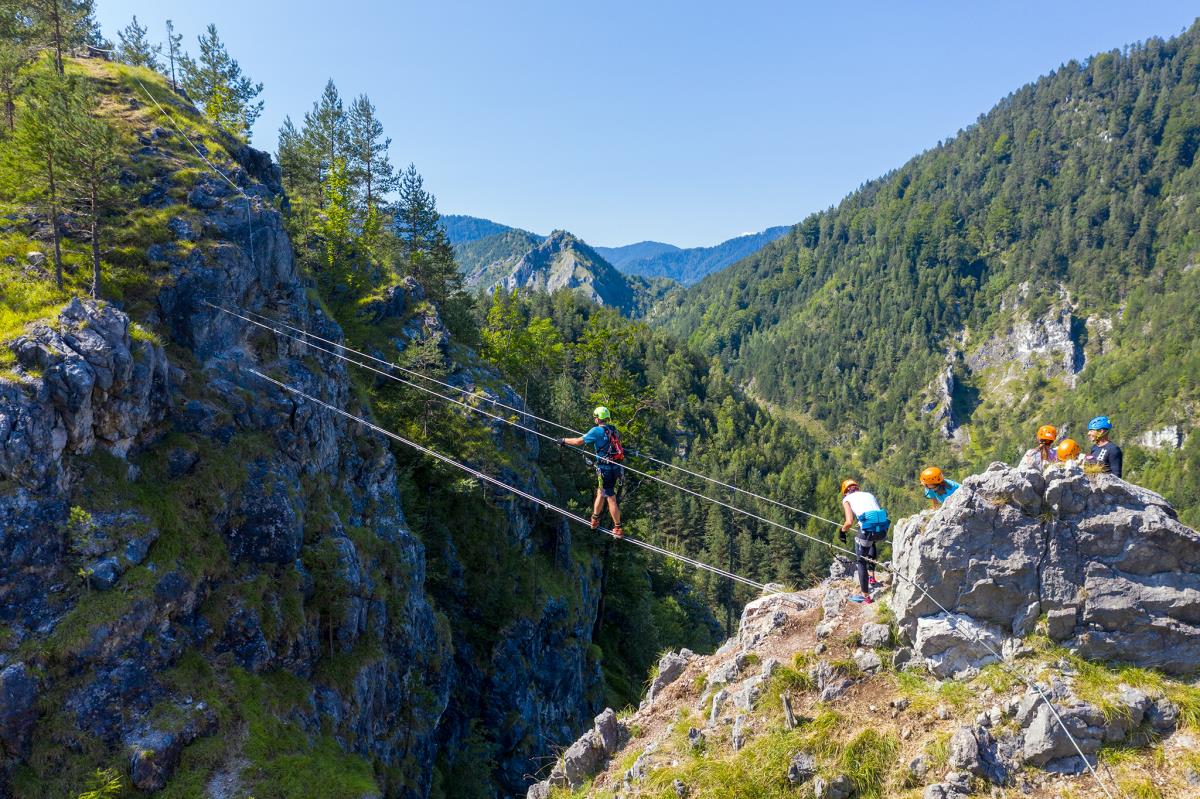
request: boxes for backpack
[858,508,890,542]
[599,424,625,463]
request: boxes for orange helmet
[840,479,859,495]
[919,466,944,487]
[1057,439,1082,460]
[1037,425,1058,443]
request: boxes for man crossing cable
[560,406,625,538]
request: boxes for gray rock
[731,714,748,751]
[547,708,628,789]
[860,622,891,649]
[25,251,46,267]
[707,659,741,687]
[1146,697,1179,732]
[852,649,882,673]
[815,621,837,640]
[819,678,852,703]
[786,752,817,785]
[893,462,1200,675]
[760,657,781,678]
[733,675,763,711]
[908,755,928,780]
[526,781,552,799]
[892,647,915,670]
[738,591,809,648]
[0,662,38,758]
[1046,607,1076,641]
[687,727,705,751]
[814,773,853,799]
[708,689,727,726]
[648,651,691,704]
[86,556,121,590]
[829,556,852,579]
[167,216,199,241]
[673,778,689,797]
[822,587,847,620]
[913,613,1002,678]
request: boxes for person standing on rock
[838,479,889,604]
[1084,416,1123,478]
[1020,425,1060,469]
[560,406,625,538]
[919,466,960,507]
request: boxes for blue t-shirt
[582,425,609,455]
[924,479,960,504]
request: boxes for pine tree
[27,0,99,74]
[164,19,182,91]
[4,65,69,287]
[346,93,396,234]
[302,79,347,202]
[0,38,31,134]
[116,15,161,70]
[179,24,263,139]
[53,74,121,298]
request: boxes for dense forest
[661,21,1200,524]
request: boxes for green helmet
[593,406,611,420]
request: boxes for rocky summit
[529,465,1200,798]
[892,461,1200,677]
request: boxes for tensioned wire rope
[247,369,765,591]
[245,360,1117,798]
[204,301,845,529]
[113,62,1117,795]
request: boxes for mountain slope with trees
[660,20,1200,525]
[600,225,792,285]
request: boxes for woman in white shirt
[838,478,888,604]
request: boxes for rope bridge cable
[205,301,845,529]
[246,369,766,591]
[206,302,858,548]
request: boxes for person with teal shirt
[560,406,625,538]
[919,466,960,507]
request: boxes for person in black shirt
[1085,416,1123,478]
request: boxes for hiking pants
[855,539,877,594]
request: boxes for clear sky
[96,1,1198,248]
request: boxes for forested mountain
[454,225,544,281]
[661,20,1200,525]
[441,213,523,244]
[603,225,792,285]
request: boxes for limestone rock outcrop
[893,462,1200,676]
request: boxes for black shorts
[596,465,622,498]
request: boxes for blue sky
[97,1,1198,248]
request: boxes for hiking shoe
[590,514,601,531]
[868,576,879,587]
[849,594,874,604]
[612,525,624,539]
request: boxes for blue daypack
[858,509,891,542]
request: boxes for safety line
[206,302,853,549]
[205,301,844,529]
[235,309,1113,794]
[247,369,766,591]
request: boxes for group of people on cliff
[836,415,1123,604]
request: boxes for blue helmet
[1088,416,1112,431]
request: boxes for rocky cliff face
[893,461,1200,677]
[492,231,635,311]
[0,134,455,796]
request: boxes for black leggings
[856,540,877,594]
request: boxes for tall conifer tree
[116,15,161,70]
[179,24,263,139]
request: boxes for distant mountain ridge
[598,226,792,285]
[594,240,680,268]
[445,215,793,286]
[441,214,527,244]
